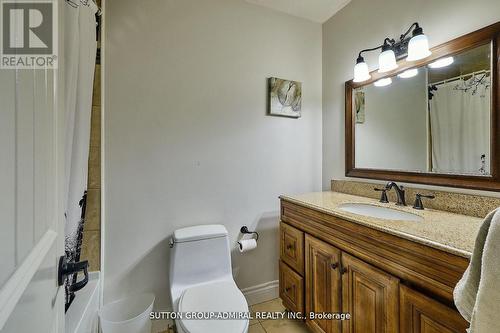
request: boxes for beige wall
[104,0,322,312]
[323,0,500,195]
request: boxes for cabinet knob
[331,262,339,269]
[285,286,293,292]
[340,267,348,275]
[286,244,294,250]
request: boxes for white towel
[454,208,500,333]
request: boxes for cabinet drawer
[279,261,304,313]
[280,222,304,274]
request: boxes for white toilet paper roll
[238,239,257,253]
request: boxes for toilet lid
[178,281,249,333]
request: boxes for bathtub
[65,272,100,333]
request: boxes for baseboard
[241,280,279,306]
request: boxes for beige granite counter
[280,191,484,259]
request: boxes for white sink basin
[338,203,423,222]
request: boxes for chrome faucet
[385,182,406,206]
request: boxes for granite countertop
[280,191,484,259]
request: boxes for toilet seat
[177,281,249,333]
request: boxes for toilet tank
[169,225,233,306]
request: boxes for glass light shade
[374,77,392,87]
[407,34,432,61]
[428,56,454,69]
[378,49,398,73]
[397,68,419,79]
[353,61,371,83]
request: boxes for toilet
[169,225,249,333]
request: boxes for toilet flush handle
[169,238,174,248]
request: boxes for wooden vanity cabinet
[279,199,469,333]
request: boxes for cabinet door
[342,253,400,333]
[280,222,304,274]
[400,285,468,333]
[305,235,342,333]
[279,261,304,313]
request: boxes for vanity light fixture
[428,56,454,69]
[374,78,392,87]
[397,68,419,79]
[353,23,432,83]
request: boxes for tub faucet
[385,182,406,206]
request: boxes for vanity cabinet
[279,199,469,333]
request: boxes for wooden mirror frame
[345,22,500,191]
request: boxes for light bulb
[374,78,392,87]
[397,68,419,79]
[353,56,371,83]
[428,57,454,69]
[407,34,432,61]
[378,49,398,73]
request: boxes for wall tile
[88,146,100,189]
[89,106,101,148]
[84,189,100,231]
[92,65,101,107]
[81,230,100,272]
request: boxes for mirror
[354,43,491,176]
[345,22,500,191]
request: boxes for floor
[248,298,310,333]
[161,298,311,333]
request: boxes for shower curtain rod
[66,0,102,16]
[430,69,490,87]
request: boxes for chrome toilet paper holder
[240,226,259,241]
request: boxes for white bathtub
[65,272,100,333]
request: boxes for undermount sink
[338,203,423,222]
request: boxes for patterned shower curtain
[429,75,490,175]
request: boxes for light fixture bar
[352,23,432,83]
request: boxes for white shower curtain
[64,1,98,253]
[429,77,490,175]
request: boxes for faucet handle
[413,193,435,210]
[374,188,389,203]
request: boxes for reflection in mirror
[354,43,492,176]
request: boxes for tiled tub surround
[80,0,101,272]
[280,191,483,258]
[81,62,101,271]
[331,179,500,218]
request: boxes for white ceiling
[245,0,351,23]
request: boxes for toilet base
[174,319,249,333]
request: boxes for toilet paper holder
[240,226,259,241]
